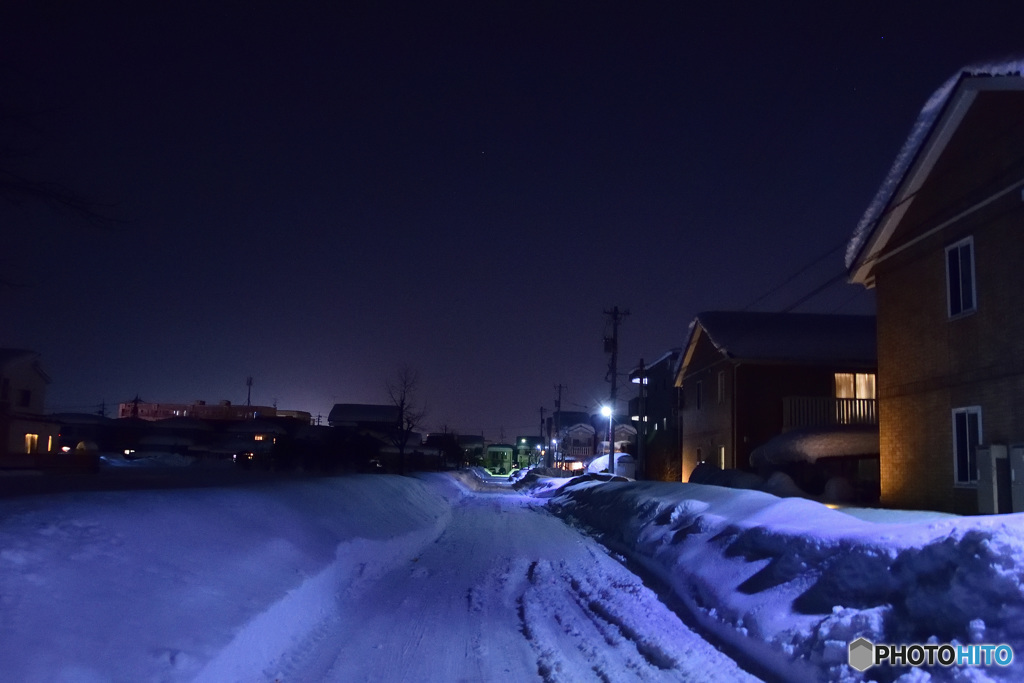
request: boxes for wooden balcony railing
[782,397,877,431]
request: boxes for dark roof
[630,348,682,378]
[51,413,115,425]
[689,311,876,365]
[327,403,400,426]
[0,349,38,368]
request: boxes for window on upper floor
[17,389,31,408]
[695,380,703,411]
[946,236,976,318]
[717,371,725,404]
[834,373,876,399]
[953,406,982,486]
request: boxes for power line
[779,270,849,312]
[741,240,846,311]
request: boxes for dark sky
[3,1,1023,437]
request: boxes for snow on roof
[846,59,1024,272]
[688,311,876,365]
[749,425,879,467]
[630,348,682,375]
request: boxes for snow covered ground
[2,466,1022,681]
[545,475,1024,682]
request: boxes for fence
[782,397,877,431]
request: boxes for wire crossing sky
[3,1,1024,436]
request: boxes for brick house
[675,311,877,483]
[847,64,1024,514]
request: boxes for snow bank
[99,451,199,467]
[549,479,1024,682]
[0,474,457,682]
[750,426,879,467]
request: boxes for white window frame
[952,406,983,486]
[945,236,977,319]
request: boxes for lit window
[254,434,265,441]
[953,407,982,485]
[24,434,39,453]
[834,373,876,399]
[946,237,976,318]
[717,445,726,469]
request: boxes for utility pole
[636,358,646,480]
[538,406,545,466]
[246,376,253,407]
[604,306,629,474]
[553,383,565,468]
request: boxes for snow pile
[0,474,458,682]
[750,426,879,466]
[550,479,1024,682]
[99,451,199,467]
[511,468,577,497]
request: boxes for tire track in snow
[516,551,762,682]
[265,482,759,683]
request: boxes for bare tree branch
[385,365,427,474]
[0,169,122,228]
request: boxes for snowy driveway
[267,483,758,682]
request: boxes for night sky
[3,2,1023,437]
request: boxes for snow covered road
[10,468,1024,681]
[268,484,758,682]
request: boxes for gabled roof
[0,349,50,383]
[630,348,682,379]
[847,60,1024,285]
[679,311,876,376]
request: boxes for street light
[600,405,614,475]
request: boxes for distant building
[458,434,485,464]
[118,398,276,421]
[629,349,683,482]
[1,349,60,460]
[327,403,400,430]
[485,443,515,473]
[547,410,595,470]
[514,435,545,467]
[276,409,313,424]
